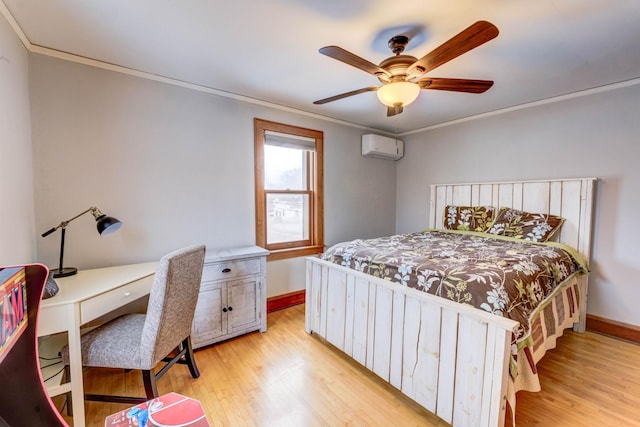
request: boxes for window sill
[266,245,324,261]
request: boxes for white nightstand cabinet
[191,245,269,349]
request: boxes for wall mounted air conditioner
[361,134,404,160]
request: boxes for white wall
[396,84,640,327]
[0,15,36,264]
[29,54,397,297]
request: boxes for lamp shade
[96,215,122,236]
[376,82,421,107]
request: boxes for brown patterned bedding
[320,230,589,348]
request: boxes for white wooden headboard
[429,178,596,261]
[429,178,596,332]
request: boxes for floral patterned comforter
[321,230,589,344]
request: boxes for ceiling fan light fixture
[376,81,420,107]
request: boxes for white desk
[38,262,158,427]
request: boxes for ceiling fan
[313,21,499,117]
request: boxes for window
[254,118,323,261]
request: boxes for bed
[305,178,595,427]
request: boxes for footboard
[306,257,518,427]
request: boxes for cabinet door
[227,277,261,334]
[192,280,226,347]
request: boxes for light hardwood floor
[58,304,640,426]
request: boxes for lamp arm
[40,207,97,237]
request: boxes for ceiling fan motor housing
[377,55,419,83]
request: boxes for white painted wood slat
[318,264,329,337]
[400,297,421,402]
[436,307,459,424]
[365,282,377,371]
[452,316,488,426]
[325,269,347,349]
[372,286,393,381]
[389,292,406,389]
[549,181,563,216]
[410,300,443,413]
[497,183,513,210]
[344,274,356,357]
[352,276,370,366]
[452,184,472,205]
[559,180,581,248]
[478,184,493,206]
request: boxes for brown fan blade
[417,78,494,93]
[319,46,391,79]
[407,21,499,77]
[313,86,379,105]
[387,103,404,117]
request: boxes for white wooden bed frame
[305,178,595,427]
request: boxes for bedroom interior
[1,1,639,426]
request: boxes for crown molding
[400,76,640,136]
[28,45,379,133]
[3,2,639,138]
[0,0,30,48]
[0,2,379,133]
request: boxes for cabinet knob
[228,306,233,311]
[221,268,231,273]
[222,307,228,313]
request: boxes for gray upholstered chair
[61,244,206,405]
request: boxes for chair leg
[79,340,199,405]
[182,337,200,379]
[142,369,159,400]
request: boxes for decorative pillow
[444,205,496,232]
[486,207,565,242]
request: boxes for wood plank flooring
[57,304,640,426]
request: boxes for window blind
[264,130,316,151]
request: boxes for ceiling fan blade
[319,46,391,79]
[417,78,494,93]
[387,104,404,117]
[407,21,499,77]
[313,86,379,105]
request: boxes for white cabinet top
[205,245,269,263]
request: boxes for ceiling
[3,0,640,134]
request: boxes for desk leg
[67,304,86,427]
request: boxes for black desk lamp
[41,207,122,278]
